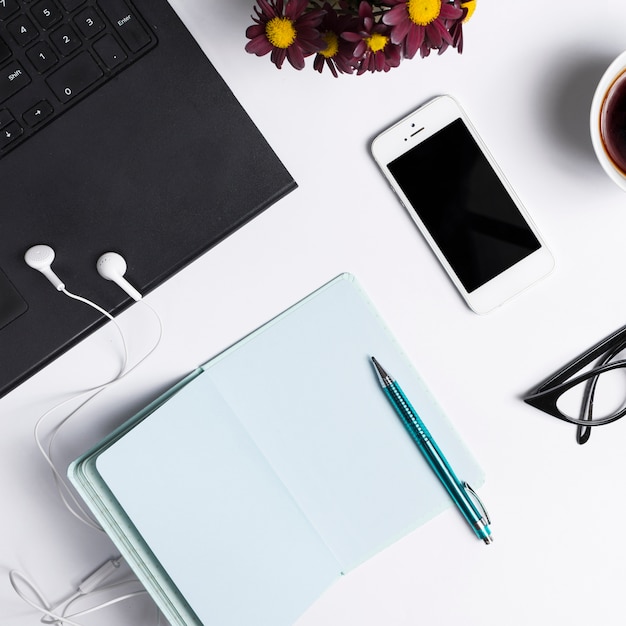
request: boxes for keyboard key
[58,0,86,10]
[99,0,150,52]
[93,33,126,69]
[74,7,104,39]
[0,119,23,148]
[46,50,102,102]
[0,107,14,127]
[0,61,30,103]
[7,14,39,46]
[0,0,19,21]
[26,41,58,72]
[50,23,82,56]
[31,0,63,29]
[22,98,53,126]
[0,36,11,62]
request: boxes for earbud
[24,244,65,291]
[96,252,142,301]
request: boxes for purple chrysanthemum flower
[382,0,464,59]
[245,0,326,70]
[342,1,401,75]
[313,3,359,77]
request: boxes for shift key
[0,63,30,104]
[46,52,103,103]
[99,0,151,52]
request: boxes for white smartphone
[371,95,554,314]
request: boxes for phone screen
[387,118,541,293]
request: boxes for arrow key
[23,99,53,127]
[0,120,23,149]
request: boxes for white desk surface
[3,1,626,624]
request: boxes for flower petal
[286,43,306,69]
[388,45,401,67]
[353,40,367,57]
[440,3,463,20]
[257,0,276,17]
[286,0,307,20]
[388,18,410,45]
[270,46,287,68]
[245,24,265,39]
[375,50,385,72]
[382,4,408,27]
[432,19,453,45]
[404,24,424,59]
[245,35,273,55]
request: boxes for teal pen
[371,357,493,545]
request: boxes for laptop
[0,0,296,398]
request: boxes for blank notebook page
[96,374,342,626]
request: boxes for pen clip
[462,481,491,525]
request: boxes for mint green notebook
[69,273,484,626]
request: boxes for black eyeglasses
[524,324,626,444]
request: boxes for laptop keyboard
[0,0,156,158]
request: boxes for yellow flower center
[265,16,296,49]
[407,0,442,26]
[320,31,339,58]
[366,33,388,53]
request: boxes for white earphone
[24,244,66,291]
[24,245,142,302]
[96,252,142,301]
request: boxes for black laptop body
[0,0,296,397]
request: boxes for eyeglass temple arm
[529,324,626,392]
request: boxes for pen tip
[370,356,389,385]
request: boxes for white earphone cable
[61,287,130,372]
[34,293,163,531]
[19,247,165,624]
[9,560,162,626]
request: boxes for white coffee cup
[590,50,626,191]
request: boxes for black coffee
[600,69,626,173]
